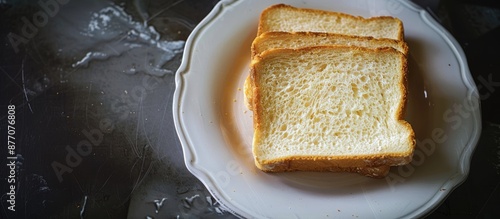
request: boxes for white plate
[173,0,482,218]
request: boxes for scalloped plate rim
[172,0,482,218]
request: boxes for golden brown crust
[249,64,261,131]
[255,152,413,170]
[398,20,405,42]
[396,47,417,159]
[256,159,391,178]
[253,31,409,56]
[257,4,404,40]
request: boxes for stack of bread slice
[244,4,415,178]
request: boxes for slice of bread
[244,32,409,110]
[250,46,415,172]
[257,4,404,40]
[252,31,408,57]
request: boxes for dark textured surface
[425,0,500,218]
[0,0,499,218]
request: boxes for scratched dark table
[1,0,499,218]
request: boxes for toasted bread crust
[256,159,391,178]
[251,46,415,174]
[252,31,409,57]
[257,4,404,40]
[254,153,412,171]
[396,49,417,159]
